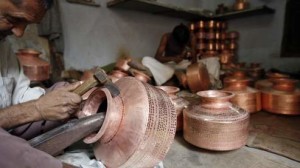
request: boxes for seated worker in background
[142,24,196,85]
[142,24,221,87]
[0,0,81,167]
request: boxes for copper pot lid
[186,63,211,93]
[82,77,176,167]
[223,78,251,91]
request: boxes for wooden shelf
[107,0,210,21]
[214,5,275,20]
[107,0,275,21]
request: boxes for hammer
[29,67,120,156]
[73,67,120,97]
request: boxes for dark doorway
[281,0,300,57]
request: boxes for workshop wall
[207,0,300,72]
[60,0,200,70]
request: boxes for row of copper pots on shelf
[16,48,50,82]
[196,41,238,51]
[195,31,239,40]
[190,21,228,31]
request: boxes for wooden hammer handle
[73,77,98,96]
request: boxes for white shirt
[0,37,45,108]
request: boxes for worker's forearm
[0,100,42,129]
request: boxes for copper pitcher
[16,48,50,82]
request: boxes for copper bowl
[16,48,50,82]
[186,63,211,93]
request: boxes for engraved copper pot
[183,90,249,151]
[82,77,176,167]
[255,72,289,90]
[262,78,300,115]
[16,48,50,82]
[132,70,151,83]
[186,63,211,93]
[223,78,261,113]
[156,86,189,131]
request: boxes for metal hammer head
[93,67,120,97]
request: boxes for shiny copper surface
[195,21,205,30]
[228,41,238,50]
[207,42,216,50]
[132,70,151,83]
[205,20,216,29]
[220,50,234,64]
[156,86,189,131]
[233,0,250,11]
[184,90,249,151]
[16,49,50,82]
[215,32,221,40]
[216,22,221,30]
[83,77,176,167]
[262,79,300,115]
[189,23,195,31]
[186,63,211,93]
[255,72,290,90]
[223,79,261,113]
[115,57,131,72]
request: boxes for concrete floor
[164,132,300,168]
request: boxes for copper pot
[189,23,195,31]
[233,0,250,11]
[16,48,50,82]
[115,57,131,72]
[156,86,189,131]
[195,21,205,30]
[132,70,151,83]
[262,78,300,115]
[215,22,222,30]
[205,20,216,29]
[183,90,249,151]
[221,22,228,30]
[82,77,176,167]
[196,31,206,40]
[223,78,261,113]
[220,32,227,40]
[186,63,211,93]
[255,72,289,90]
[220,42,227,50]
[215,32,221,40]
[206,31,216,40]
[206,41,216,51]
[228,41,238,50]
[220,50,234,64]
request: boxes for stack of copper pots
[261,78,300,115]
[223,75,261,113]
[156,86,189,131]
[191,20,228,59]
[183,90,249,151]
[16,48,50,82]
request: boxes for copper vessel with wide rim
[223,78,261,113]
[262,78,300,115]
[186,63,211,93]
[183,90,249,151]
[16,48,50,82]
[255,72,290,90]
[81,77,176,167]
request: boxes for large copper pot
[262,78,300,115]
[81,77,176,167]
[16,48,50,82]
[255,72,289,90]
[186,63,211,93]
[223,78,261,113]
[233,0,250,11]
[183,90,249,151]
[156,86,189,131]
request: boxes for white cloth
[142,56,175,86]
[0,38,45,108]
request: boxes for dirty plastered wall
[59,0,200,70]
